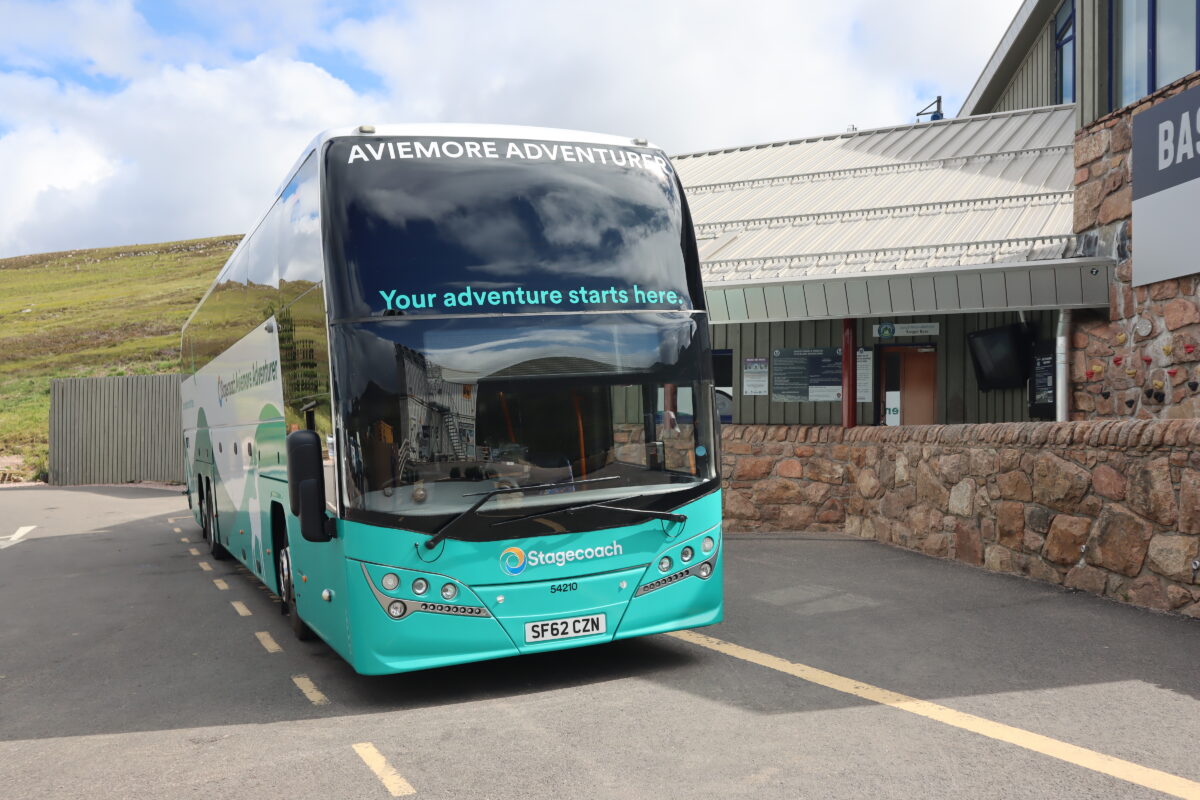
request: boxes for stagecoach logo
[216,360,279,406]
[498,541,624,576]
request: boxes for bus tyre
[279,546,315,641]
[205,495,232,561]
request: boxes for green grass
[0,236,240,480]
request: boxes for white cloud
[0,0,1024,257]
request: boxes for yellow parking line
[198,561,212,572]
[291,675,330,706]
[669,630,1200,800]
[179,537,189,543]
[255,631,282,653]
[213,579,229,590]
[352,742,415,796]
[188,547,200,556]
[231,601,252,617]
[173,527,182,533]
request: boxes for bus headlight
[698,562,713,578]
[441,583,458,600]
[412,578,429,595]
[680,546,694,563]
[702,536,715,553]
[387,601,406,618]
[658,556,672,573]
[381,573,399,590]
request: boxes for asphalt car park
[2,485,1199,799]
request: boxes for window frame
[1056,0,1077,104]
[1109,0,1200,110]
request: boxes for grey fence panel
[49,375,183,485]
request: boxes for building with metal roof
[676,104,1114,427]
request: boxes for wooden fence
[49,375,183,485]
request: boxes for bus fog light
[680,546,694,563]
[658,556,672,573]
[412,578,429,595]
[441,583,458,600]
[698,562,713,578]
[381,573,399,590]
[702,536,715,553]
[387,601,406,618]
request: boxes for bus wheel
[205,496,232,561]
[278,546,315,641]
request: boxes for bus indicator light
[381,573,399,590]
[702,537,715,553]
[658,557,672,573]
[412,578,428,595]
[441,583,458,601]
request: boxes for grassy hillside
[0,236,240,480]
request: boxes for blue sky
[0,0,1023,258]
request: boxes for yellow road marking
[188,547,200,556]
[668,630,1200,800]
[352,742,415,796]
[179,537,189,543]
[173,527,182,533]
[231,601,252,617]
[213,579,229,590]
[255,631,282,653]
[198,561,212,572]
[292,675,330,706]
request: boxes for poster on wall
[1029,340,1055,420]
[884,390,901,425]
[770,347,843,402]
[742,357,768,396]
[856,348,873,403]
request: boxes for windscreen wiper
[423,476,619,549]
[491,493,687,527]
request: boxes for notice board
[770,347,843,402]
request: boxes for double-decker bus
[180,124,722,675]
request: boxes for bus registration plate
[524,614,606,642]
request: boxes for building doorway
[878,345,937,425]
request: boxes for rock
[734,456,775,480]
[805,458,845,484]
[776,459,804,478]
[1125,574,1170,611]
[1065,564,1108,594]
[1182,602,1200,618]
[778,504,816,530]
[881,485,916,519]
[724,489,759,519]
[1167,584,1196,609]
[1098,185,1131,225]
[996,471,1033,501]
[969,449,998,476]
[1164,298,1200,330]
[1075,128,1109,167]
[1179,470,1200,533]
[1086,503,1154,576]
[917,462,950,511]
[1025,557,1063,585]
[1146,534,1200,582]
[954,520,983,566]
[857,467,882,499]
[1091,464,1127,500]
[937,454,965,484]
[923,533,950,557]
[949,479,974,516]
[753,478,805,505]
[984,545,1018,573]
[1031,453,1092,512]
[1126,458,1176,526]
[1023,528,1047,553]
[996,501,1025,549]
[895,453,910,485]
[1044,514,1091,565]
[816,498,844,524]
[1025,505,1053,533]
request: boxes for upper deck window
[322,136,700,320]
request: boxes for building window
[1112,0,1200,109]
[1056,1,1076,103]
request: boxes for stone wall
[721,421,1200,617]
[1073,69,1200,420]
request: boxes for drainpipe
[842,319,856,428]
[1056,309,1071,422]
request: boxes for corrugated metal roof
[675,104,1109,320]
